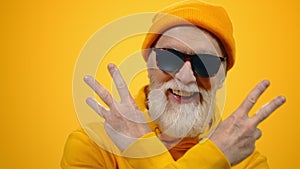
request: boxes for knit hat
[142,0,235,70]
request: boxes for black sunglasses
[153,48,226,78]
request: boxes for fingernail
[108,63,115,70]
[83,75,91,82]
[262,80,270,87]
[86,97,93,105]
[86,97,97,106]
[279,96,286,103]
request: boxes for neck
[158,133,199,160]
[158,132,199,149]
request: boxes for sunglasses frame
[153,48,226,78]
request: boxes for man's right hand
[84,63,152,151]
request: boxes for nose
[174,61,196,85]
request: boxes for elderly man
[61,1,285,168]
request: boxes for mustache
[148,79,215,138]
[149,79,208,106]
[149,79,200,93]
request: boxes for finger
[107,63,133,103]
[86,97,109,118]
[84,75,115,107]
[237,80,270,116]
[254,128,262,140]
[252,96,286,126]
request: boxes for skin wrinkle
[79,5,287,163]
[147,25,224,138]
[148,79,213,137]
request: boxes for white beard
[148,79,215,138]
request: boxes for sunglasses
[153,48,226,78]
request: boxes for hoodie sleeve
[124,132,269,169]
[123,132,231,169]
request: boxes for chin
[148,79,215,138]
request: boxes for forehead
[155,25,222,56]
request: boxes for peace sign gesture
[84,63,151,151]
[210,80,286,166]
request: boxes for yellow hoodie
[61,86,269,169]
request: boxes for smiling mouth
[169,89,198,99]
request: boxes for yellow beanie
[141,0,235,70]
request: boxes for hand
[84,63,151,151]
[210,80,286,166]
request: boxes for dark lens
[192,54,221,78]
[155,49,184,73]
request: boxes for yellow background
[1,0,299,169]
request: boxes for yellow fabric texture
[61,129,269,169]
[61,87,269,169]
[141,0,236,70]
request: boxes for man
[61,1,285,168]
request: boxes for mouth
[167,89,199,103]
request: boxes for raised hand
[210,80,286,165]
[84,63,151,151]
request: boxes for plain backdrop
[0,0,299,168]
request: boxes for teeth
[172,89,195,97]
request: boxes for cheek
[196,77,212,90]
[148,68,173,84]
[148,67,213,90]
